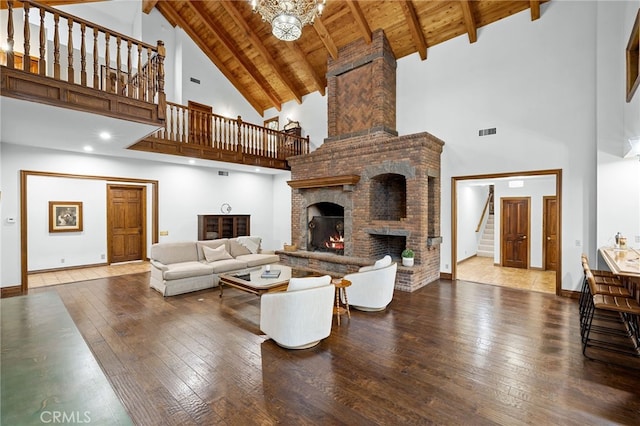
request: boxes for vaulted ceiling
[145,0,547,115]
[34,0,548,115]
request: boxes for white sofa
[342,255,398,311]
[260,275,334,349]
[150,237,279,296]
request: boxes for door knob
[547,237,551,240]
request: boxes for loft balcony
[0,0,166,126]
[129,102,309,170]
[1,1,305,170]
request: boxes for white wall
[492,178,556,268]
[393,1,601,290]
[0,143,290,286]
[456,184,488,261]
[263,91,329,150]
[596,0,640,267]
[28,177,109,270]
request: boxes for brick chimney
[283,30,444,292]
[327,29,397,139]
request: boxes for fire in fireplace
[309,215,344,254]
[326,234,344,250]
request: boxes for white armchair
[260,275,334,349]
[342,256,398,311]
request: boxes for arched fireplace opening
[370,173,406,221]
[307,202,345,254]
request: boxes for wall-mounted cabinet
[197,215,250,240]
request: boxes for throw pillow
[202,245,233,262]
[237,236,261,254]
[286,275,331,291]
[229,240,252,257]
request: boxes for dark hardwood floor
[30,274,640,425]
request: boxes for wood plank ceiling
[35,0,549,115]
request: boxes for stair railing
[475,191,494,232]
[155,102,310,159]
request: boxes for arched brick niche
[370,173,406,221]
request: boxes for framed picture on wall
[49,201,83,233]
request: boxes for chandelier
[250,0,326,42]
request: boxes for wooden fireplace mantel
[287,175,360,189]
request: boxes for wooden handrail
[1,0,165,114]
[475,190,494,232]
[155,102,310,160]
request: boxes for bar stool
[581,254,624,285]
[579,260,629,320]
[582,271,640,359]
[579,263,631,338]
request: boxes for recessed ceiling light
[188,159,196,165]
[255,168,261,173]
[83,146,94,152]
[99,131,111,140]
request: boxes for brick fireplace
[279,30,444,292]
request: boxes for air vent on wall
[190,77,201,84]
[218,171,229,176]
[479,128,497,136]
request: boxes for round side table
[332,278,351,326]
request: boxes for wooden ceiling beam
[154,1,177,27]
[156,2,265,114]
[188,1,282,111]
[285,41,326,96]
[399,0,427,60]
[460,0,477,44]
[313,18,338,60]
[219,1,302,104]
[530,1,541,21]
[346,0,372,44]
[142,0,158,14]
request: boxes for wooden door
[188,101,212,145]
[108,185,146,264]
[501,197,530,269]
[543,196,558,271]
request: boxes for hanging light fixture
[250,0,326,42]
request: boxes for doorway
[543,196,558,271]
[188,100,213,145]
[452,170,562,295]
[501,197,530,269]
[107,185,146,264]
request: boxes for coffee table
[218,265,319,297]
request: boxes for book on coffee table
[261,269,281,278]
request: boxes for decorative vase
[402,257,414,267]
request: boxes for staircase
[477,214,495,258]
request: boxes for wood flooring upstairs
[29,275,640,425]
